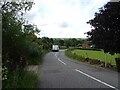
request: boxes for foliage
[40,37,53,50]
[52,38,86,48]
[60,46,67,49]
[2,2,49,88]
[53,39,60,45]
[87,2,120,55]
[65,49,116,68]
[72,49,117,65]
[2,2,35,71]
[2,68,39,88]
[75,47,101,51]
[59,39,64,46]
[64,39,71,48]
[2,66,8,81]
[65,49,85,62]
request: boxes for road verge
[65,49,117,70]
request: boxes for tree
[41,37,53,50]
[87,2,120,55]
[2,2,34,70]
[87,2,120,71]
[53,39,59,45]
[59,40,64,46]
[2,2,54,88]
[64,39,71,48]
[70,38,78,47]
[77,39,86,47]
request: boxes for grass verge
[65,49,85,62]
[72,49,117,65]
[65,49,117,69]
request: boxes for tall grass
[28,49,49,65]
[3,68,39,88]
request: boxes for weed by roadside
[28,50,49,65]
[2,68,39,88]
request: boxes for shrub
[75,47,101,51]
[2,68,39,88]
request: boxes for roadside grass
[3,50,49,88]
[28,58,41,65]
[65,49,117,69]
[28,49,49,65]
[72,49,117,65]
[65,49,85,62]
[60,46,67,49]
[3,69,39,88]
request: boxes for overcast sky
[25,0,110,38]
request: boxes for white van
[52,45,59,52]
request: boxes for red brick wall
[82,42,90,48]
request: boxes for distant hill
[52,38,87,40]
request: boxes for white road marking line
[58,58,66,65]
[55,54,57,57]
[75,69,118,90]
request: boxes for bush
[60,46,67,49]
[2,2,51,88]
[2,68,39,88]
[28,49,49,65]
[75,47,101,51]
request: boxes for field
[72,49,118,65]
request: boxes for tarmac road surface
[38,50,119,89]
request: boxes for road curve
[38,50,119,89]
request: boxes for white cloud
[25,0,110,38]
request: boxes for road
[38,50,119,89]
